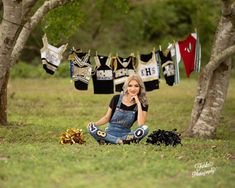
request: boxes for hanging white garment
[40,34,67,74]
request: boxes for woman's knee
[134,125,149,139]
[141,125,149,135]
[87,123,108,140]
[87,123,98,136]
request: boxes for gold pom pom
[60,128,85,145]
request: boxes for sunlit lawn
[0,76,234,188]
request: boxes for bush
[10,61,70,79]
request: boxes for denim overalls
[88,94,149,144]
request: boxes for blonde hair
[122,73,148,107]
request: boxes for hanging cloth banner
[159,49,175,86]
[92,54,114,94]
[176,33,201,78]
[136,48,160,91]
[68,49,92,90]
[40,34,67,75]
[113,54,136,92]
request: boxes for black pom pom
[146,129,182,147]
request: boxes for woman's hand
[131,95,141,105]
[130,95,147,126]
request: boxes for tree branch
[207,44,235,72]
[198,44,235,100]
[22,0,38,23]
[11,0,74,65]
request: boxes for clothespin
[159,45,162,51]
[96,51,98,56]
[42,34,48,47]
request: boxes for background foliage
[17,0,222,76]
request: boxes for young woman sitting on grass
[87,73,149,144]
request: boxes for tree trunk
[0,0,23,125]
[183,0,235,138]
[0,71,9,125]
[0,0,74,125]
[184,60,232,138]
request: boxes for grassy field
[0,76,235,188]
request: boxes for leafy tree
[0,0,129,125]
[0,0,81,125]
[183,0,235,137]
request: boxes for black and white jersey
[92,54,114,94]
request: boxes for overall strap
[134,105,138,112]
[116,93,124,108]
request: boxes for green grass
[0,77,235,188]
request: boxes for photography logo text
[192,161,216,177]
